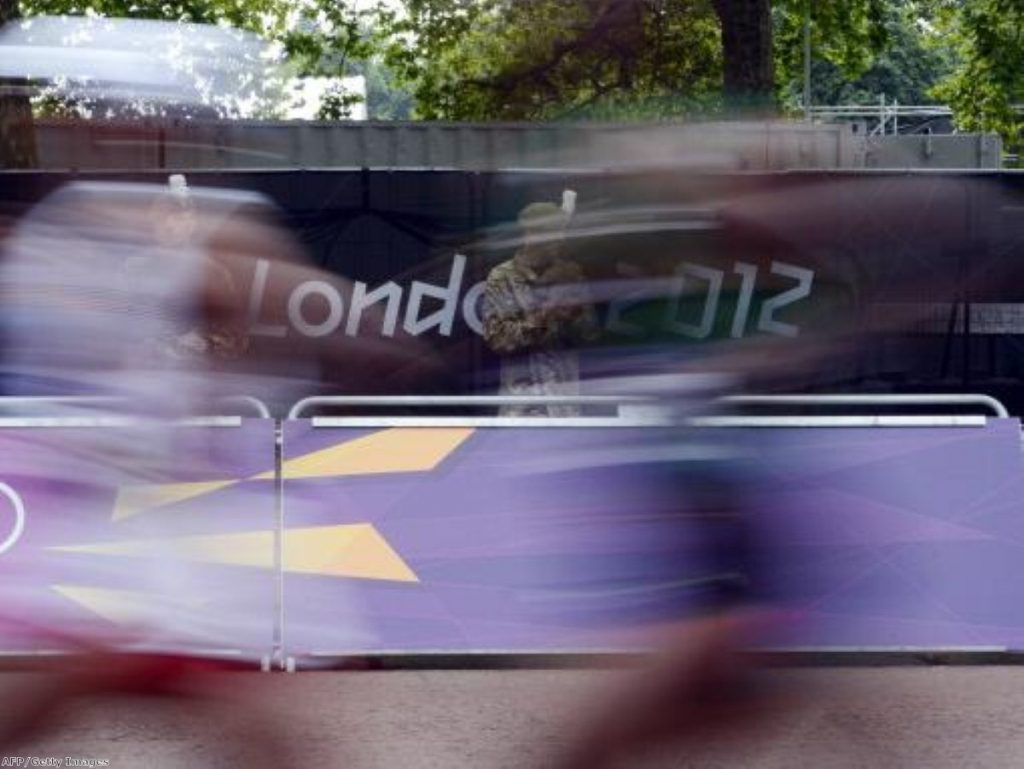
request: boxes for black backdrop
[3,169,1024,410]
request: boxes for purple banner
[3,417,1022,655]
[281,418,1024,653]
[750,419,1024,648]
[0,420,277,655]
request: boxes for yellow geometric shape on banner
[50,585,163,625]
[109,428,475,521]
[112,479,238,522]
[51,585,210,626]
[52,524,418,582]
[253,427,475,480]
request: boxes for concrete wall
[865,133,1003,170]
[27,119,1001,171]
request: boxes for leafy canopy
[5,0,1024,149]
[381,0,896,120]
[930,0,1024,146]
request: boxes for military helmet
[518,201,567,233]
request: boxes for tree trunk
[0,0,38,169]
[712,0,776,116]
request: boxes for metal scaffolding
[810,98,953,136]
[810,97,1024,137]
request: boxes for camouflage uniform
[483,255,599,417]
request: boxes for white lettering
[288,280,345,338]
[403,254,466,337]
[461,281,486,336]
[758,262,814,338]
[247,255,813,342]
[346,281,402,337]
[606,278,654,337]
[730,262,759,338]
[665,263,724,340]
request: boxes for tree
[0,0,39,167]
[714,0,775,111]
[383,0,891,120]
[775,0,952,110]
[383,0,728,120]
[346,58,414,121]
[930,0,1024,149]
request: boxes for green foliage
[348,58,413,121]
[774,0,888,91]
[315,84,364,120]
[6,0,1024,151]
[383,0,899,121]
[381,0,724,121]
[776,0,953,109]
[930,0,1024,147]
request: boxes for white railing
[287,392,1011,429]
[0,395,272,420]
[287,395,641,421]
[722,394,1009,419]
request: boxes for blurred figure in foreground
[483,195,599,416]
[511,379,791,769]
[142,175,251,365]
[0,177,255,411]
[0,167,441,755]
[0,177,288,759]
[0,644,291,766]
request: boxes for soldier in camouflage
[483,201,599,417]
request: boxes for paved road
[2,667,1024,768]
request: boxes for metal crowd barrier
[0,395,277,666]
[0,392,1017,668]
[722,393,1009,417]
[277,391,1018,666]
[288,394,635,418]
[0,395,272,420]
[288,392,1011,426]
[288,394,650,428]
